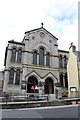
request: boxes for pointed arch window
[33,51,37,64]
[17,49,22,63]
[46,53,50,66]
[64,56,67,68]
[11,48,16,62]
[15,69,20,85]
[9,68,14,84]
[39,48,44,65]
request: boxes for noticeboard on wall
[70,87,77,92]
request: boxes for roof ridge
[25,27,58,40]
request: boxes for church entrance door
[27,76,38,93]
[45,78,54,94]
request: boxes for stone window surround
[17,49,22,63]
[59,54,68,68]
[15,69,21,85]
[32,47,51,66]
[10,47,23,63]
[11,48,16,62]
[8,67,22,85]
[59,72,68,88]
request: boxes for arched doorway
[27,76,38,93]
[45,78,54,94]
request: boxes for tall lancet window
[11,48,16,62]
[64,56,67,68]
[9,68,14,84]
[33,51,37,64]
[46,53,50,66]
[15,69,20,85]
[59,55,63,68]
[17,49,22,63]
[39,48,44,65]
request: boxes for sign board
[70,87,77,92]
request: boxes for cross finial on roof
[41,23,44,27]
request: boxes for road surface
[2,104,80,119]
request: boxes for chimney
[69,42,76,52]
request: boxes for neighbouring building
[67,43,80,98]
[2,24,69,99]
[58,50,69,97]
[0,71,4,93]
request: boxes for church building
[2,24,69,99]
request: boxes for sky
[0,0,79,70]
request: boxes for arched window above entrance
[28,76,38,85]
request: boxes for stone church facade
[3,25,69,99]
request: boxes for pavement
[2,103,79,111]
[0,100,48,104]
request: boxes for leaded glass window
[11,48,16,62]
[39,48,44,65]
[15,69,20,85]
[9,68,14,84]
[33,51,37,64]
[17,49,22,63]
[46,53,50,66]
